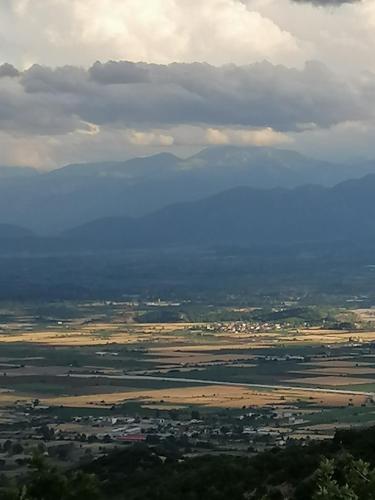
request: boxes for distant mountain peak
[1,147,375,234]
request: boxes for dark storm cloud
[21,64,89,93]
[90,61,149,84]
[86,60,370,131]
[0,63,19,78]
[0,60,371,135]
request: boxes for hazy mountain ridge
[2,172,374,252]
[0,223,34,239]
[63,173,375,249]
[1,146,375,234]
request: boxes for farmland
[1,299,375,476]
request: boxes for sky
[0,0,375,168]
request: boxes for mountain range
[61,174,375,250]
[1,146,375,234]
[2,170,375,253]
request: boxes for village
[0,398,341,476]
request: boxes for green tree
[313,456,375,500]
[5,454,102,500]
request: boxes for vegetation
[1,244,375,305]
[312,456,375,500]
[2,454,101,500]
[4,427,375,499]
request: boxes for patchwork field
[1,301,375,440]
[44,384,369,409]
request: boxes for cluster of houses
[45,406,323,449]
[0,398,344,478]
[202,321,286,335]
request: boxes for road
[67,373,375,397]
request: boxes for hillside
[4,426,375,499]
[80,426,375,500]
[1,147,375,233]
[0,224,34,239]
[63,174,375,249]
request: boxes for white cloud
[0,124,292,169]
[290,119,375,161]
[205,127,293,146]
[127,130,175,146]
[248,0,375,74]
[1,0,373,74]
[0,0,305,67]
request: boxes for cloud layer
[0,59,372,167]
[4,60,369,135]
[0,0,371,71]
[0,0,373,166]
[0,0,305,68]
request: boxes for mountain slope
[64,174,375,249]
[0,224,34,239]
[1,146,375,234]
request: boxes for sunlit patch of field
[284,376,375,386]
[44,385,367,409]
[304,421,375,431]
[353,309,375,322]
[2,319,375,351]
[0,322,202,346]
[0,391,31,406]
[296,329,375,344]
[0,328,286,349]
